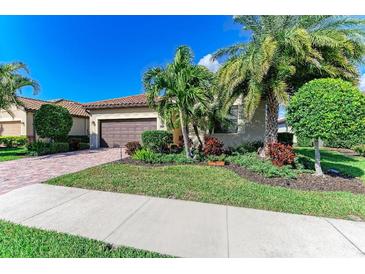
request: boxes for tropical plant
[286,78,365,176]
[34,104,73,141]
[143,46,215,158]
[0,62,40,110]
[213,16,365,155]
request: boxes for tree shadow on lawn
[295,147,365,179]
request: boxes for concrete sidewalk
[0,184,364,258]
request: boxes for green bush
[353,144,365,156]
[296,135,312,147]
[226,153,297,179]
[325,136,364,149]
[132,148,158,162]
[229,141,263,154]
[0,136,27,148]
[141,130,173,152]
[277,133,294,146]
[67,135,90,143]
[34,104,73,141]
[27,141,70,156]
[132,148,193,164]
[287,78,365,146]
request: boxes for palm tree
[214,16,365,155]
[0,62,40,110]
[143,46,214,158]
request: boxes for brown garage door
[100,118,157,148]
[0,121,21,136]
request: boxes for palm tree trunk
[260,92,279,157]
[314,138,324,176]
[193,124,203,150]
[179,108,191,158]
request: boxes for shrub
[296,135,312,147]
[226,153,297,179]
[325,136,364,149]
[277,133,294,146]
[287,78,365,175]
[132,148,158,163]
[141,130,173,153]
[203,135,224,156]
[125,141,141,156]
[230,141,263,154]
[268,143,295,167]
[0,136,27,148]
[27,141,70,156]
[34,104,73,141]
[353,144,365,156]
[207,154,226,162]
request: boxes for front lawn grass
[47,163,365,220]
[295,147,365,182]
[0,147,28,162]
[0,220,169,258]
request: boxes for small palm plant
[0,62,40,110]
[143,46,215,158]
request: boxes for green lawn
[0,147,28,162]
[0,220,169,258]
[295,147,365,182]
[47,163,365,220]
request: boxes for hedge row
[0,136,28,148]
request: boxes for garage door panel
[100,118,157,148]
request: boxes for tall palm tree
[143,46,214,158]
[0,62,40,110]
[214,16,365,155]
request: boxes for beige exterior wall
[212,101,265,147]
[189,96,265,148]
[1,105,89,139]
[88,107,164,148]
[69,117,89,136]
[0,105,28,136]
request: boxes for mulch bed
[225,165,365,195]
[119,158,365,195]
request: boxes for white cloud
[360,73,365,92]
[198,54,221,73]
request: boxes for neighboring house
[0,97,89,140]
[277,117,297,144]
[84,94,265,149]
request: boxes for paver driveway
[0,148,121,195]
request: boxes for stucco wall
[0,105,28,136]
[212,101,265,147]
[188,97,265,148]
[88,107,163,148]
[69,117,89,136]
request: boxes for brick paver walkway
[0,148,121,195]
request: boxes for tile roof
[83,94,149,109]
[18,97,89,118]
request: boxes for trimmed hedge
[353,144,365,156]
[27,141,69,156]
[141,130,172,152]
[0,136,27,148]
[34,104,73,141]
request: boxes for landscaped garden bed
[0,220,170,258]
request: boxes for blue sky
[0,16,249,103]
[0,16,364,105]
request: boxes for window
[214,105,239,133]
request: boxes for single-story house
[0,97,89,141]
[84,94,265,149]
